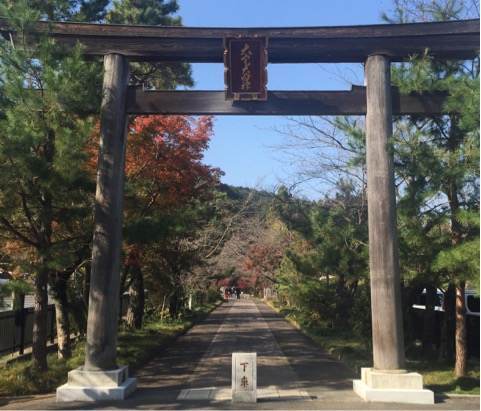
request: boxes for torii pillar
[353,55,433,404]
[57,54,137,401]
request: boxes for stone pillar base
[56,365,137,402]
[353,367,434,404]
[232,391,257,403]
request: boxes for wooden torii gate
[2,17,478,404]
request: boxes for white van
[412,288,479,317]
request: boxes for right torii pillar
[353,55,434,404]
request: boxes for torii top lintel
[0,18,478,63]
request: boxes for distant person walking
[236,288,241,299]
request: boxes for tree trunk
[401,282,418,349]
[335,274,348,328]
[422,284,437,358]
[73,264,90,336]
[444,116,467,376]
[169,288,183,319]
[51,274,71,359]
[31,124,55,371]
[54,300,71,359]
[82,263,90,313]
[119,266,128,323]
[439,283,456,361]
[125,265,144,329]
[160,294,167,322]
[32,264,48,371]
[454,281,467,377]
[12,289,25,312]
[13,291,25,354]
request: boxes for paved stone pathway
[0,299,479,410]
[177,299,310,400]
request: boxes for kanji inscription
[224,37,268,101]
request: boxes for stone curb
[443,393,480,398]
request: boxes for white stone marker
[232,352,257,403]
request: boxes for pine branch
[19,189,41,243]
[0,216,38,247]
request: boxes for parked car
[412,288,479,317]
[411,288,479,357]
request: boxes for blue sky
[176,1,393,199]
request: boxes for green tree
[0,0,113,363]
[386,0,479,376]
[0,1,101,369]
[309,181,368,328]
[271,182,369,334]
[28,0,109,21]
[106,0,193,89]
[0,0,195,365]
[272,0,478,373]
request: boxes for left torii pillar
[57,54,137,402]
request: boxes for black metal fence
[0,305,56,355]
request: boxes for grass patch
[0,301,219,397]
[266,299,480,396]
[0,339,85,397]
[408,359,480,395]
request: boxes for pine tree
[385,0,479,376]
[0,0,195,365]
[0,0,101,369]
[107,0,193,89]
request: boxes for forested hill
[217,183,276,206]
[208,183,314,289]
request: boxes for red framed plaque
[224,37,268,101]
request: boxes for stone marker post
[57,54,136,401]
[353,55,433,404]
[232,352,257,403]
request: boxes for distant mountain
[217,183,275,203]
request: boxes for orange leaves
[124,244,142,268]
[86,115,222,212]
[243,243,283,275]
[125,115,220,210]
[2,240,37,264]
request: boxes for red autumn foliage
[242,243,284,289]
[216,276,254,290]
[125,115,222,210]
[235,277,253,289]
[87,115,221,210]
